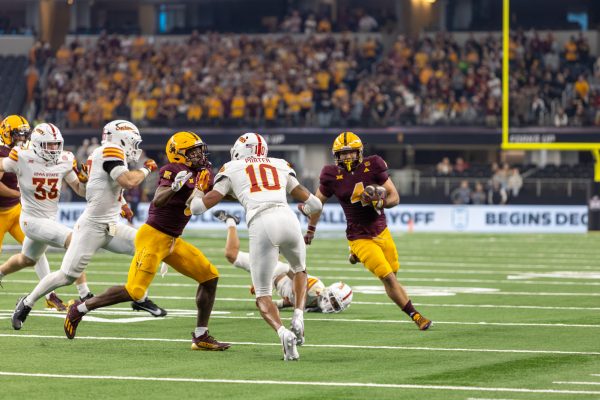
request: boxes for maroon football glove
[304,225,316,245]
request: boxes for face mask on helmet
[318,282,353,313]
[30,123,64,164]
[102,120,142,163]
[185,143,209,170]
[1,115,31,147]
[334,149,361,172]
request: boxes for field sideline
[1,232,599,400]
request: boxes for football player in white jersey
[0,122,88,310]
[11,120,162,329]
[213,209,353,313]
[189,132,323,361]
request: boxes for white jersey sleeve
[16,149,74,219]
[83,144,129,223]
[215,157,296,224]
[1,147,19,172]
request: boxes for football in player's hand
[361,185,386,212]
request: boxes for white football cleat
[281,329,299,361]
[290,317,305,346]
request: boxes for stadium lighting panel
[500,0,600,181]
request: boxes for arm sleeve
[286,174,301,194]
[212,175,232,196]
[103,160,128,181]
[1,157,17,173]
[64,170,79,185]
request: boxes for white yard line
[0,371,599,395]
[0,334,599,357]
[0,310,599,329]
[5,277,600,287]
[553,381,600,386]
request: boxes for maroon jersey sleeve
[318,165,338,198]
[367,155,389,185]
[0,145,20,209]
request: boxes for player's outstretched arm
[190,189,224,215]
[65,176,86,197]
[303,189,329,245]
[381,178,400,208]
[0,158,21,198]
[115,159,158,190]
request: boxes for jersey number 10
[245,164,281,193]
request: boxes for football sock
[25,271,74,307]
[77,302,89,313]
[293,308,304,321]
[194,327,208,337]
[226,218,237,228]
[33,255,51,280]
[76,283,90,298]
[277,325,286,339]
[402,300,417,317]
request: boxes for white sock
[25,271,74,307]
[194,327,208,337]
[77,302,89,313]
[277,325,286,339]
[76,283,90,298]
[293,308,304,321]
[33,255,51,280]
[226,218,237,228]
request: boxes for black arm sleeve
[103,160,125,174]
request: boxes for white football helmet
[102,120,142,162]
[230,132,268,160]
[318,282,353,313]
[30,123,64,164]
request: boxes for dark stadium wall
[39,0,69,51]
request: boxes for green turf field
[1,232,599,400]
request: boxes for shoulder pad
[364,155,388,173]
[102,145,125,161]
[319,164,339,182]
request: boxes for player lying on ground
[12,120,166,330]
[64,131,230,351]
[303,131,432,331]
[0,117,80,310]
[190,132,323,361]
[214,209,353,313]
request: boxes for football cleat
[12,296,32,330]
[131,299,167,317]
[290,317,305,346]
[45,292,67,311]
[212,210,241,225]
[67,292,94,307]
[411,312,432,331]
[191,331,231,351]
[280,329,299,361]
[64,300,85,339]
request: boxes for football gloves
[195,169,211,192]
[143,159,158,172]
[172,171,193,192]
[120,203,134,223]
[72,159,89,183]
[304,225,316,245]
[361,185,386,214]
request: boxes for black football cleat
[12,296,32,330]
[131,298,167,317]
[80,292,95,302]
[212,210,240,225]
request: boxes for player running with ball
[304,132,432,331]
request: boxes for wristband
[307,225,316,233]
[139,167,150,178]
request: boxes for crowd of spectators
[29,29,600,129]
[438,157,523,205]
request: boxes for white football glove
[171,171,193,192]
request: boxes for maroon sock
[402,300,417,317]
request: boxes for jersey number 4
[245,164,281,193]
[350,182,369,206]
[32,178,59,200]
